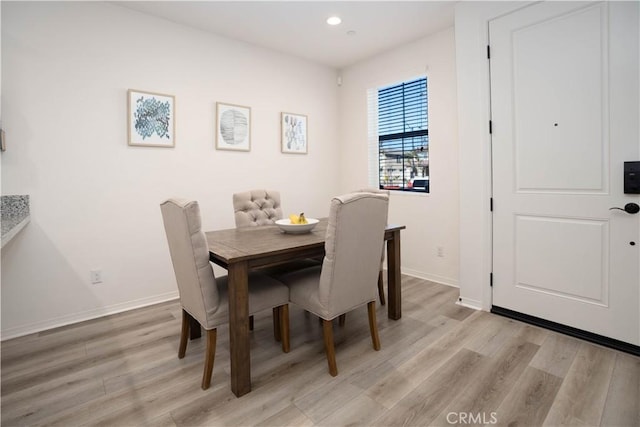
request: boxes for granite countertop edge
[1,195,31,248]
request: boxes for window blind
[377,77,429,191]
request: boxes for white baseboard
[0,269,468,340]
[456,296,483,311]
[400,267,459,288]
[0,291,179,341]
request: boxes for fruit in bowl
[289,213,308,224]
[276,213,319,234]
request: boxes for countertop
[1,195,30,248]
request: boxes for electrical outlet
[90,270,103,284]
[437,246,444,257]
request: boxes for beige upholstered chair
[160,198,290,390]
[233,189,283,227]
[233,189,321,333]
[356,188,390,306]
[278,192,389,376]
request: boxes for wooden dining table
[205,219,405,397]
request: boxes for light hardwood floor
[2,276,638,426]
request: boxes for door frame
[456,1,533,312]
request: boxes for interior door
[490,1,639,346]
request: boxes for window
[369,77,429,193]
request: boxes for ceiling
[115,1,456,69]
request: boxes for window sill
[387,190,430,197]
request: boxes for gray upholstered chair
[233,189,283,227]
[278,192,389,376]
[160,198,290,390]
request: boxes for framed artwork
[127,89,175,147]
[281,112,308,154]
[216,102,251,151]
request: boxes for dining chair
[233,189,283,227]
[233,188,321,335]
[356,188,390,306]
[160,198,290,390]
[277,192,389,376]
[333,187,389,326]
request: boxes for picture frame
[281,112,308,154]
[216,102,251,152]
[127,89,175,148]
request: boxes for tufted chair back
[160,198,222,330]
[233,189,283,227]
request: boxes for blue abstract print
[134,96,171,140]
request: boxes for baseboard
[492,305,640,357]
[456,296,483,310]
[0,291,179,341]
[399,267,459,288]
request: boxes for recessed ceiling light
[327,16,342,26]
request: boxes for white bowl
[275,218,319,234]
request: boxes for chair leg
[201,329,217,390]
[280,305,290,353]
[321,319,338,376]
[188,313,201,340]
[249,315,254,331]
[378,270,386,306]
[338,314,346,327]
[273,307,281,342]
[179,309,190,358]
[367,301,381,351]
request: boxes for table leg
[387,230,402,320]
[227,260,251,397]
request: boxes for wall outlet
[437,246,445,257]
[90,270,103,284]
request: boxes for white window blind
[372,77,429,192]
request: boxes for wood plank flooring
[2,276,638,426]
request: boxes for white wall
[0,2,340,338]
[455,1,534,309]
[338,28,459,286]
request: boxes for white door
[490,1,639,346]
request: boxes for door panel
[490,1,639,345]
[515,215,608,305]
[513,3,607,192]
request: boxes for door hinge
[490,197,493,211]
[487,45,491,59]
[489,120,493,134]
[490,272,493,287]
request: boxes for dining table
[205,218,406,397]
